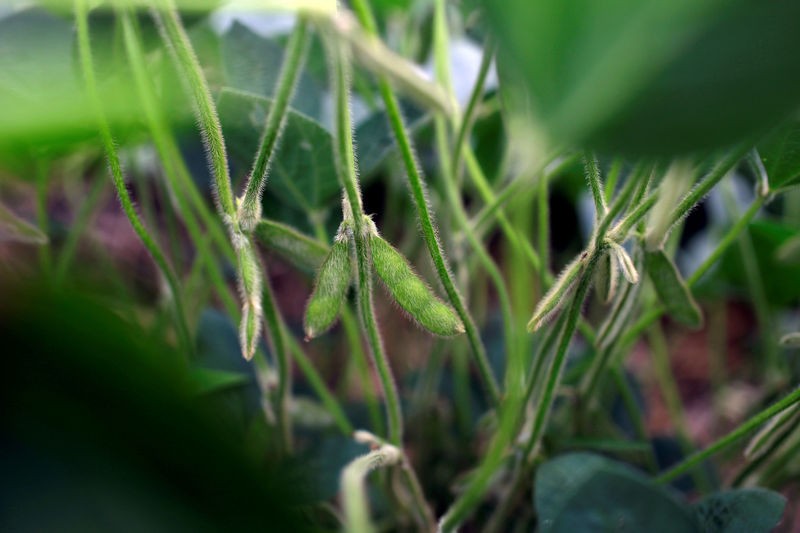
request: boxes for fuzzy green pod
[645,249,703,328]
[304,236,352,339]
[593,251,617,304]
[237,240,263,360]
[370,235,464,337]
[609,241,639,284]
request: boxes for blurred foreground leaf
[0,281,313,531]
[487,0,800,155]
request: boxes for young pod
[593,250,617,305]
[609,241,639,285]
[370,235,464,337]
[237,241,263,360]
[304,236,352,339]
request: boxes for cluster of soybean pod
[73,0,800,531]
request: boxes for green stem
[238,18,310,230]
[328,33,403,445]
[120,4,237,319]
[151,0,237,224]
[55,176,106,284]
[76,0,193,357]
[262,276,293,452]
[451,36,495,182]
[657,386,800,484]
[524,252,601,460]
[288,338,354,436]
[666,144,748,231]
[349,0,501,406]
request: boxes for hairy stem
[348,0,501,406]
[238,17,310,231]
[327,32,403,445]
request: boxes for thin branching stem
[76,0,193,356]
[657,386,800,483]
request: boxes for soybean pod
[304,234,352,340]
[370,235,464,337]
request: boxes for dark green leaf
[693,489,785,533]
[217,88,338,220]
[708,220,800,307]
[354,102,429,178]
[487,0,800,155]
[645,250,703,328]
[535,453,698,532]
[221,21,324,123]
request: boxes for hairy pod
[304,236,352,339]
[237,240,263,360]
[254,219,328,273]
[609,241,639,284]
[527,253,584,332]
[370,235,464,337]
[593,251,617,305]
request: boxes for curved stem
[76,0,193,356]
[657,386,800,484]
[238,17,310,230]
[262,276,293,452]
[451,36,495,181]
[151,0,237,224]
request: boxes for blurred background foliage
[1,0,800,531]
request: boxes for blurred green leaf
[758,120,800,189]
[486,0,800,155]
[711,220,800,307]
[354,102,428,178]
[693,489,785,533]
[535,453,697,532]
[189,367,250,395]
[221,21,324,123]
[645,250,703,328]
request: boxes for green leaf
[487,0,800,155]
[535,453,698,532]
[709,220,800,307]
[693,489,786,533]
[354,102,429,178]
[645,250,703,328]
[221,21,324,123]
[189,367,250,395]
[758,120,800,189]
[216,88,339,222]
